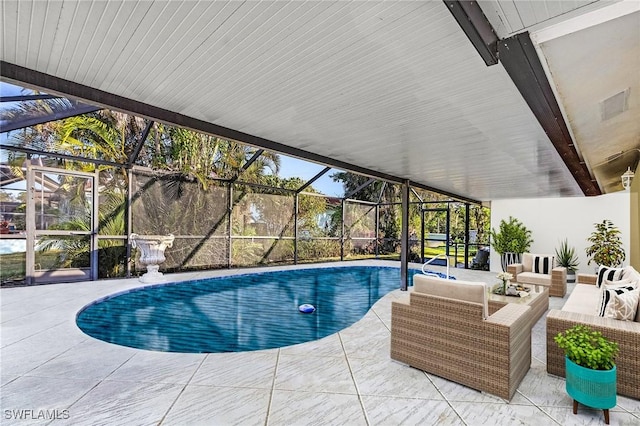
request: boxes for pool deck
[1,260,639,425]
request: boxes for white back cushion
[413,274,488,319]
[622,265,640,283]
[522,253,534,272]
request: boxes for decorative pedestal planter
[130,234,175,283]
[501,252,521,272]
[565,356,616,424]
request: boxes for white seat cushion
[562,284,601,315]
[516,271,551,287]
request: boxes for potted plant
[554,324,618,424]
[489,216,533,271]
[490,271,514,295]
[555,239,579,283]
[585,219,625,268]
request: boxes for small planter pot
[566,271,576,283]
[565,356,616,423]
[500,252,521,272]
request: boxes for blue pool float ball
[298,304,316,313]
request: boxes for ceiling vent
[600,88,630,121]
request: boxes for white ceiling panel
[479,0,618,37]
[2,0,635,201]
[536,8,640,192]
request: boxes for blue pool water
[76,266,447,353]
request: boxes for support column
[25,158,35,285]
[91,169,99,280]
[375,204,379,258]
[420,208,425,264]
[464,203,470,269]
[294,194,299,264]
[340,199,345,261]
[401,180,410,291]
[227,185,233,268]
[125,169,133,277]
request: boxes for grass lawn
[0,251,60,282]
[423,246,475,265]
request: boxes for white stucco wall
[489,192,631,274]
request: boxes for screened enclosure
[0,83,491,286]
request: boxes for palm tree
[2,94,81,152]
[215,141,280,182]
[151,125,221,188]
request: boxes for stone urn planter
[130,234,175,283]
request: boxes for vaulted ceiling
[1,0,638,202]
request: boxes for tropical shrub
[585,219,625,267]
[489,216,533,255]
[554,324,618,370]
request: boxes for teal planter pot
[565,356,616,409]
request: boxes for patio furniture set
[390,257,640,408]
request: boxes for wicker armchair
[391,274,532,401]
[507,253,567,297]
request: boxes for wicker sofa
[391,274,532,401]
[508,253,567,297]
[546,267,640,400]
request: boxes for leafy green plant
[489,216,533,255]
[555,238,579,272]
[554,325,618,370]
[585,219,625,267]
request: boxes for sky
[0,82,23,96]
[277,155,344,197]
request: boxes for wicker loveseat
[546,267,640,400]
[391,274,532,400]
[508,253,567,297]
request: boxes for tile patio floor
[1,260,639,425]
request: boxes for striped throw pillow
[533,256,553,274]
[597,285,636,317]
[596,266,624,288]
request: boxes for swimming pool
[76,266,444,353]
